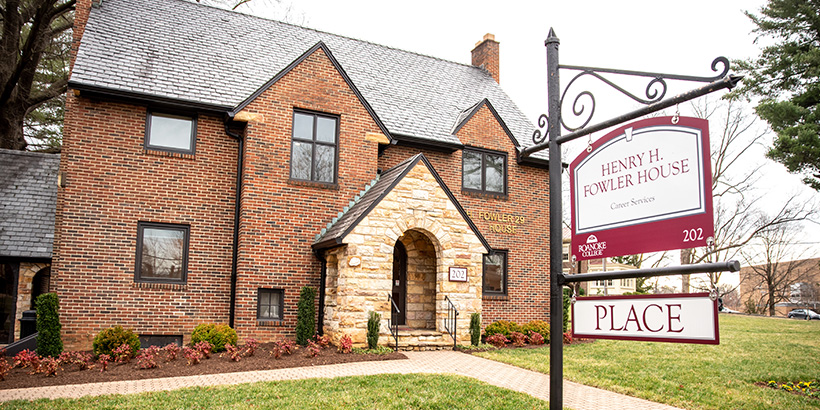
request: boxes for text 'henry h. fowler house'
[57,0,552,350]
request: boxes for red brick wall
[378,104,551,328]
[55,96,238,350]
[232,47,382,341]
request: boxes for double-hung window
[135,222,189,284]
[462,148,506,194]
[290,111,339,184]
[145,111,196,154]
[483,250,507,295]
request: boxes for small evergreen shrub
[295,286,317,346]
[522,320,550,343]
[190,323,237,352]
[367,311,381,349]
[93,325,140,358]
[35,293,63,357]
[469,313,481,346]
[484,320,521,338]
[562,288,571,332]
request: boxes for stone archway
[396,229,437,330]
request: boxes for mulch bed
[0,343,406,391]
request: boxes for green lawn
[0,373,552,410]
[477,314,820,410]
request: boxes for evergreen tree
[295,286,316,346]
[735,0,820,189]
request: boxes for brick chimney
[471,33,499,83]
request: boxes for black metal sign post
[520,29,743,410]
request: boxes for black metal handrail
[387,293,400,352]
[444,296,458,349]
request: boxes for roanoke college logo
[578,235,607,258]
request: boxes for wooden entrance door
[391,241,407,326]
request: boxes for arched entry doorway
[395,229,437,330]
[31,266,51,308]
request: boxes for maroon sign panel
[572,293,719,345]
[570,116,714,261]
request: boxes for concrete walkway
[0,350,683,410]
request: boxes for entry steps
[387,328,454,351]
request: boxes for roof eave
[68,82,233,114]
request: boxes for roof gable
[312,154,491,252]
[452,98,519,149]
[231,41,391,141]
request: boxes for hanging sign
[570,116,713,261]
[571,293,719,344]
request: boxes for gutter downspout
[314,250,327,336]
[225,121,244,328]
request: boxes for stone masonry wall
[323,162,486,347]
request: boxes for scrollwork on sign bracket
[534,57,730,136]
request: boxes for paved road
[0,350,683,410]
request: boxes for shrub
[486,333,509,348]
[163,343,181,361]
[223,344,242,361]
[484,320,521,338]
[338,334,353,354]
[528,331,545,345]
[97,354,111,372]
[113,344,133,363]
[59,351,94,371]
[270,339,297,359]
[562,288,571,332]
[182,347,203,365]
[244,338,260,357]
[93,325,140,358]
[37,356,61,377]
[522,320,550,343]
[13,349,40,369]
[191,324,237,352]
[509,331,527,347]
[295,286,317,346]
[194,341,213,359]
[314,334,331,349]
[35,293,63,358]
[136,346,161,369]
[469,313,481,346]
[305,340,320,358]
[0,356,10,381]
[367,311,381,350]
[563,332,573,345]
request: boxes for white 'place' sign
[572,293,719,344]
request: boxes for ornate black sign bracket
[524,28,743,410]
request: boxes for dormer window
[145,111,196,154]
[290,110,339,184]
[462,148,506,195]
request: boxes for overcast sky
[239,0,818,286]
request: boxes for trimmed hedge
[190,323,237,352]
[93,325,140,358]
[35,293,63,357]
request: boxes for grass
[0,373,552,410]
[477,314,820,410]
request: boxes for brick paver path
[0,350,683,409]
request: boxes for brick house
[58,0,552,350]
[738,258,820,316]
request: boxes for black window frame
[144,109,198,155]
[134,222,190,284]
[289,110,340,185]
[462,147,508,195]
[482,250,508,296]
[257,288,284,321]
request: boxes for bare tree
[739,221,813,316]
[682,98,816,297]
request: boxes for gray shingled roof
[0,149,59,259]
[70,0,543,153]
[313,154,490,252]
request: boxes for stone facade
[14,262,50,340]
[322,162,487,347]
